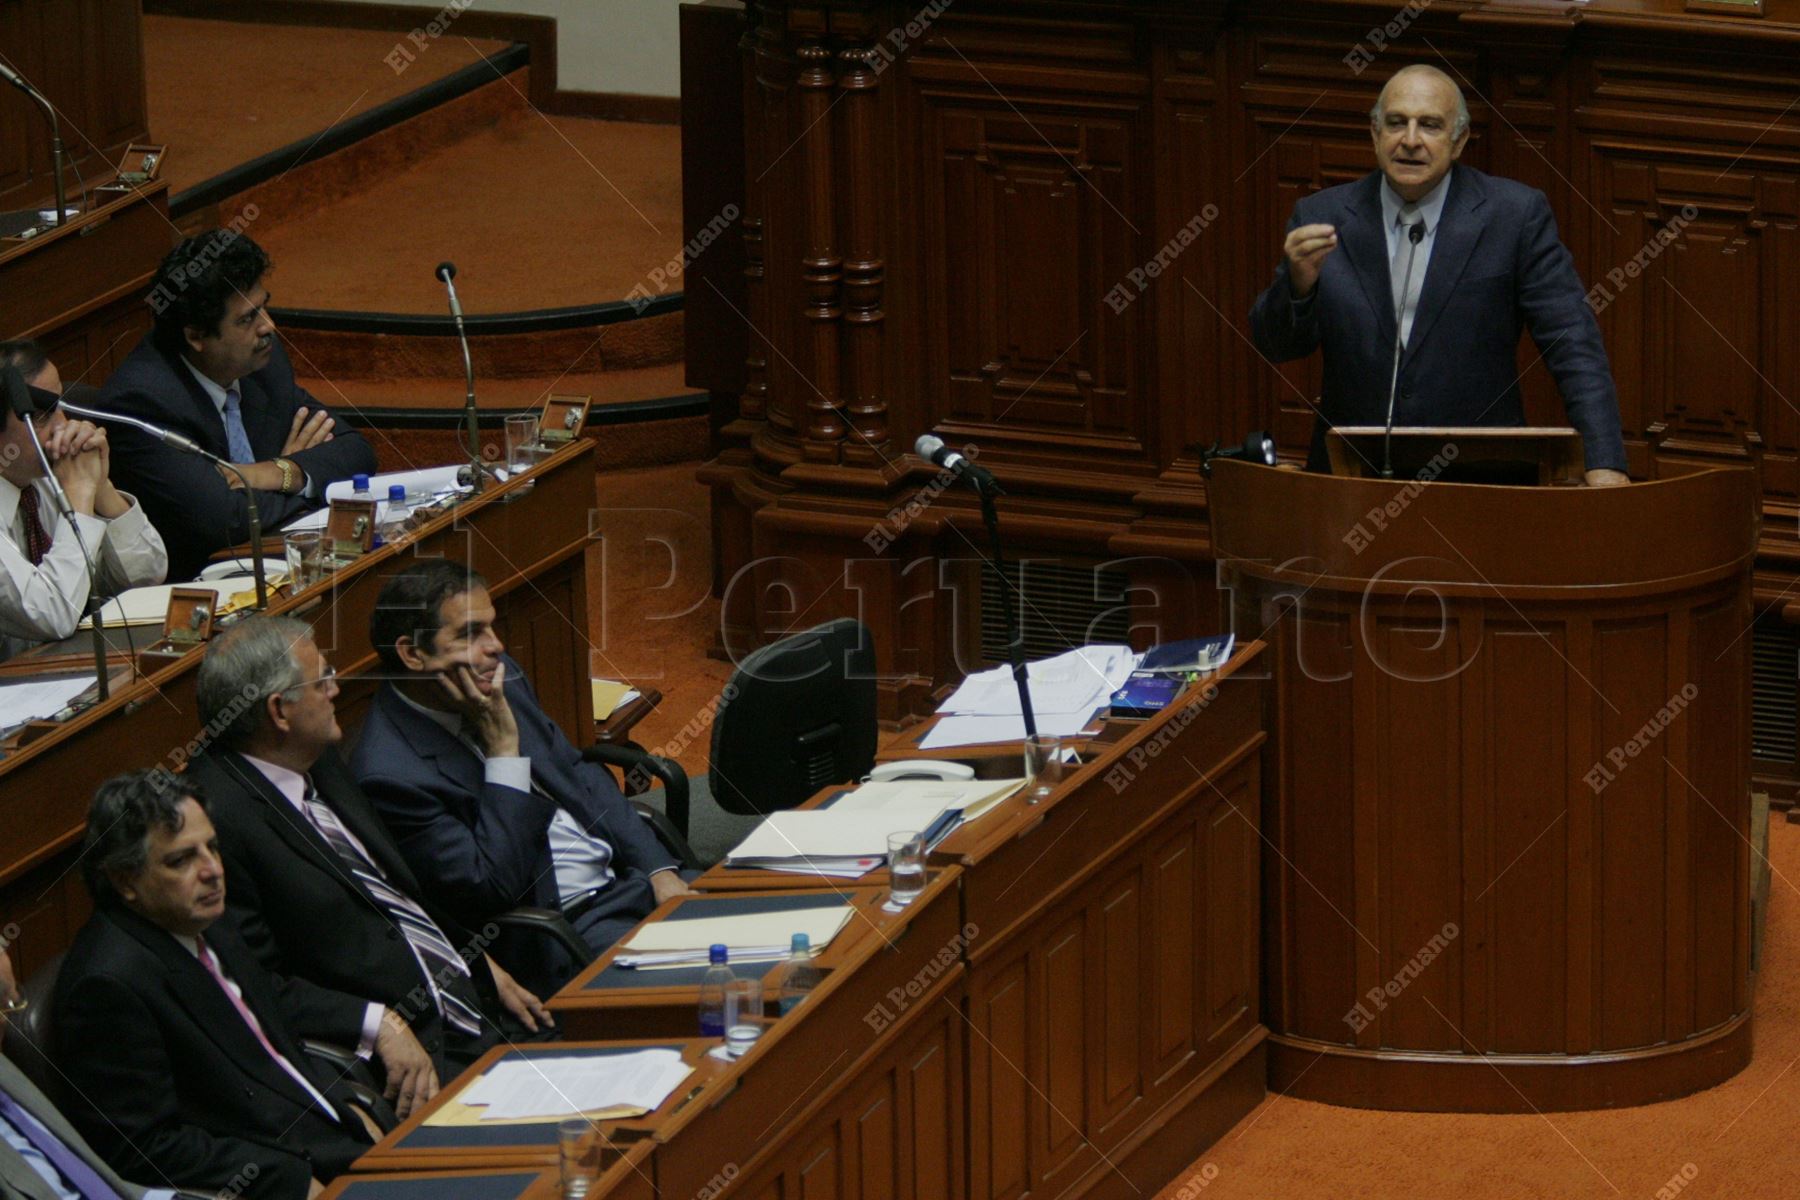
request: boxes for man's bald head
[1369,65,1471,202]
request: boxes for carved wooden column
[837,21,890,465]
[795,21,847,460]
[738,4,770,427]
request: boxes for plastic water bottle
[376,484,411,546]
[698,944,731,1037]
[350,473,371,499]
[774,933,821,1015]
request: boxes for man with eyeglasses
[1249,64,1629,486]
[0,340,166,662]
[97,230,376,582]
[186,617,554,1112]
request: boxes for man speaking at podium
[1249,64,1629,486]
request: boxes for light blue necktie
[222,386,255,464]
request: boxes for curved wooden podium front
[1209,462,1758,1112]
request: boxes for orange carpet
[143,15,511,197]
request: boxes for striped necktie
[222,386,255,464]
[301,783,484,1038]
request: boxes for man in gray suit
[0,946,180,1200]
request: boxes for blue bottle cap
[791,933,810,952]
[709,943,728,964]
[388,484,405,501]
[352,474,369,491]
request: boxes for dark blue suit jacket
[99,334,377,581]
[350,660,674,990]
[1249,165,1627,473]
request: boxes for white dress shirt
[0,475,167,661]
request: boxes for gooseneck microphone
[914,434,999,494]
[913,433,1037,740]
[436,261,484,494]
[0,63,68,226]
[61,395,269,611]
[1380,219,1427,480]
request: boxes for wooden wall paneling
[680,0,750,405]
[692,967,968,1200]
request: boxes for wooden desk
[549,886,895,1040]
[317,1165,561,1200]
[617,648,1269,1200]
[0,442,601,978]
[354,1040,722,1174]
[0,179,170,381]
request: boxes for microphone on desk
[1380,219,1427,481]
[61,390,270,611]
[914,434,1000,495]
[913,434,1037,740]
[6,369,112,699]
[436,261,485,494]
[0,62,68,226]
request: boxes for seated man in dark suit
[1249,64,1629,483]
[0,944,181,1199]
[189,615,554,1100]
[53,772,375,1200]
[99,230,377,581]
[351,559,687,994]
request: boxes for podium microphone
[436,261,484,494]
[60,391,270,611]
[1380,220,1427,480]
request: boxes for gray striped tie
[302,785,484,1038]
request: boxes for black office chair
[701,618,878,831]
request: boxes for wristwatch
[276,457,298,494]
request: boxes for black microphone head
[915,434,947,460]
[435,261,457,282]
[1409,222,1425,245]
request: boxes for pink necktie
[195,937,339,1120]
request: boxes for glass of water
[1024,735,1065,803]
[887,830,927,908]
[504,413,541,474]
[723,977,763,1058]
[558,1117,597,1198]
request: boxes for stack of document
[724,796,967,876]
[613,905,853,969]
[79,576,265,629]
[451,1050,692,1122]
[0,675,96,731]
[922,644,1138,750]
[831,777,1025,827]
[282,464,470,532]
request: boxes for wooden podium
[1208,461,1758,1112]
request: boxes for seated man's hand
[374,1010,439,1119]
[1584,468,1629,487]
[281,406,335,455]
[650,870,693,906]
[487,955,554,1032]
[437,661,520,757]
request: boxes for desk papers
[79,576,264,628]
[0,675,96,730]
[923,644,1136,749]
[613,904,853,969]
[433,1050,692,1124]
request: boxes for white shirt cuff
[486,756,532,792]
[358,1003,384,1059]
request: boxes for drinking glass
[723,977,764,1058]
[1024,735,1065,803]
[887,831,927,907]
[505,413,541,473]
[283,531,325,591]
[558,1117,598,1198]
